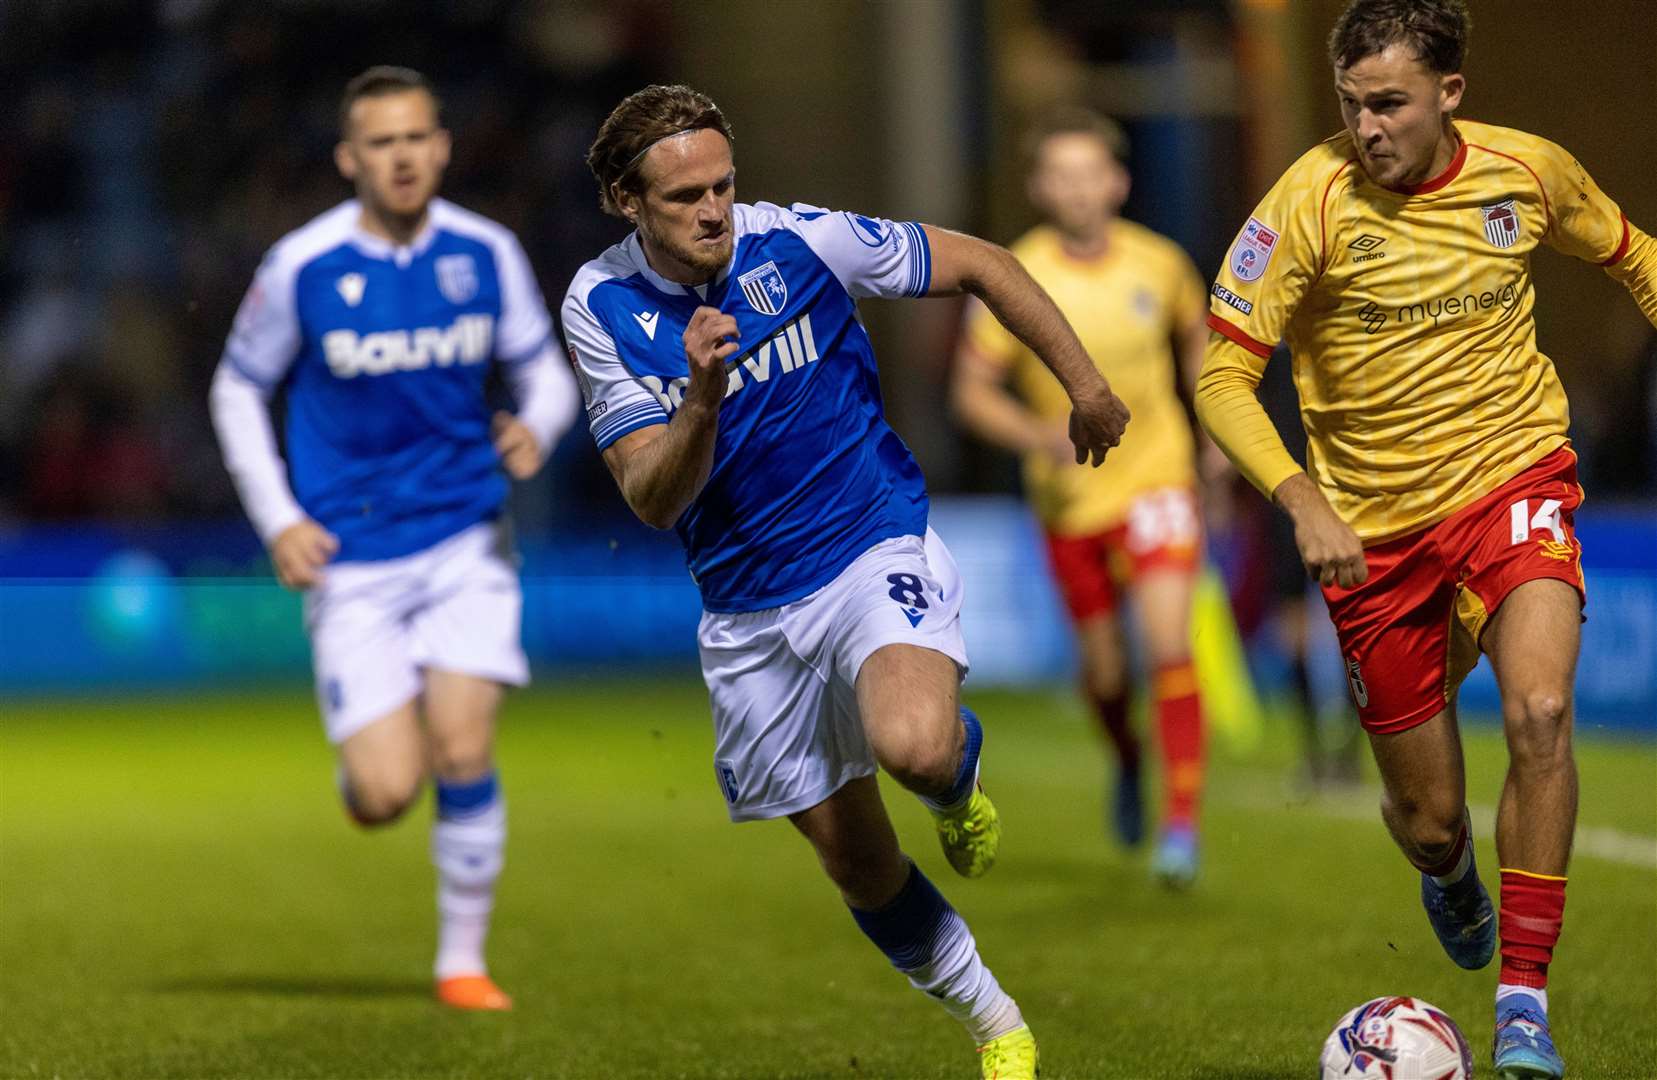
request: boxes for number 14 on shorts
[1509,498,1563,544]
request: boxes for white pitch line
[1236,782,1657,871]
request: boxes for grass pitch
[2,680,1653,1078]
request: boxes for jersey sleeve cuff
[593,405,669,451]
[1600,214,1632,267]
[1206,312,1275,358]
[902,221,932,297]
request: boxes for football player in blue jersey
[208,66,578,1011]
[564,84,1130,1080]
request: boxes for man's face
[1027,132,1128,236]
[1335,44,1464,190]
[335,90,450,221]
[621,128,735,283]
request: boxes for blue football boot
[1493,994,1565,1079]
[1151,824,1197,889]
[1419,848,1496,969]
[1110,765,1145,848]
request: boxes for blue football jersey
[561,201,934,612]
[222,199,554,562]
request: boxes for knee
[1506,691,1572,771]
[430,733,492,783]
[1381,790,1463,856]
[1081,652,1128,703]
[344,766,423,826]
[879,714,963,795]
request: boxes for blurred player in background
[1196,2,1657,1075]
[208,66,577,1011]
[952,108,1215,886]
[564,84,1128,1079]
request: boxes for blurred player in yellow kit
[1195,2,1657,1075]
[953,108,1214,886]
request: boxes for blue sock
[848,861,1021,1041]
[435,771,499,820]
[850,862,954,970]
[921,706,983,813]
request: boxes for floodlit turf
[2,681,1653,1078]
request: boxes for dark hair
[339,65,440,136]
[1021,106,1129,174]
[586,84,734,217]
[1328,0,1470,74]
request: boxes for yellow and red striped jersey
[967,221,1206,536]
[1203,120,1634,542]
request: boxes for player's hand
[683,306,739,411]
[270,518,339,591]
[1275,474,1367,588]
[1067,379,1130,467]
[492,411,544,480]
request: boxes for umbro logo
[633,310,659,340]
[1349,234,1387,263]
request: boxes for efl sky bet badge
[738,260,788,316]
[1481,199,1520,248]
[1230,217,1278,282]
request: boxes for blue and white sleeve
[220,251,302,390]
[491,231,555,365]
[791,203,932,300]
[211,251,305,543]
[560,282,668,452]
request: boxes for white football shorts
[698,527,968,822]
[303,519,528,744]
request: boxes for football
[1319,996,1474,1079]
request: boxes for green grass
[2,681,1653,1078]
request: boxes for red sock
[1154,661,1204,827]
[1091,693,1141,773]
[1499,869,1567,989]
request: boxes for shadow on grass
[149,974,431,999]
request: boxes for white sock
[1497,983,1548,1014]
[431,786,506,979]
[899,907,1024,1044]
[1428,829,1474,887]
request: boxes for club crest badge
[1229,217,1278,282]
[738,260,788,316]
[435,254,479,304]
[1481,199,1520,248]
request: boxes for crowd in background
[2,1,1653,532]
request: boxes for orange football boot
[436,974,513,1011]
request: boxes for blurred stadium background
[1,1,1653,1077]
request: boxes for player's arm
[948,307,1072,464]
[1196,335,1364,588]
[600,307,735,530]
[1195,167,1365,587]
[495,345,579,480]
[1535,142,1657,328]
[1167,255,1232,485]
[209,255,337,590]
[922,225,1127,465]
[1604,225,1657,328]
[491,233,581,479]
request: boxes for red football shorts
[1321,446,1586,735]
[1045,488,1202,622]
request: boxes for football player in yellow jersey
[952,108,1215,886]
[1195,2,1656,1076]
